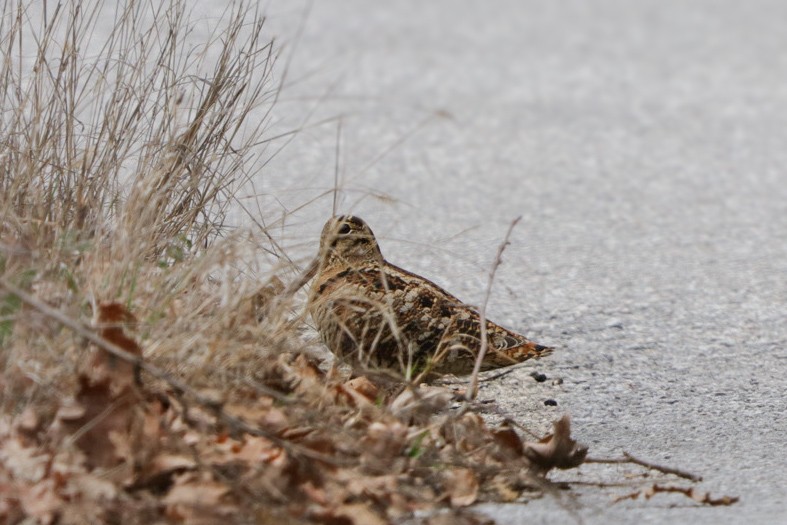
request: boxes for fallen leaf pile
[0,301,590,524]
[0,298,738,524]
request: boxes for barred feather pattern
[308,215,552,377]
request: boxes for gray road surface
[240,1,787,523]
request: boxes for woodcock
[308,215,552,378]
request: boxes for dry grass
[0,0,298,455]
[0,0,282,387]
[1,0,275,263]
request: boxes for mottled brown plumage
[308,215,552,378]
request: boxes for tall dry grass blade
[332,116,342,216]
[1,0,278,273]
[467,215,522,400]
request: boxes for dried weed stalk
[0,0,276,265]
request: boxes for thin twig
[476,361,531,382]
[0,277,346,466]
[467,216,522,400]
[333,116,342,216]
[612,483,738,506]
[586,452,703,482]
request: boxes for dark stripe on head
[344,215,365,228]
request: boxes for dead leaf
[19,479,62,525]
[0,436,50,483]
[0,487,22,524]
[293,353,324,378]
[97,304,139,344]
[289,354,326,396]
[491,422,523,460]
[164,476,230,506]
[54,399,86,421]
[52,302,146,472]
[224,398,280,430]
[164,473,235,522]
[16,406,41,435]
[328,503,388,525]
[300,482,327,508]
[127,452,198,494]
[443,468,479,507]
[232,435,281,464]
[390,385,453,423]
[343,473,401,505]
[90,303,142,389]
[441,412,490,456]
[154,454,198,472]
[360,421,408,474]
[67,473,118,501]
[487,474,521,502]
[142,397,168,440]
[341,376,379,405]
[523,415,587,472]
[52,374,139,470]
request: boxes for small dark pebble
[530,371,547,383]
[544,399,558,406]
[552,377,564,386]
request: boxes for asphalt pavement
[237,1,787,522]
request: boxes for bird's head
[318,215,383,268]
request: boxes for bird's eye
[337,224,351,235]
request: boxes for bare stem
[467,215,522,400]
[586,452,703,482]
